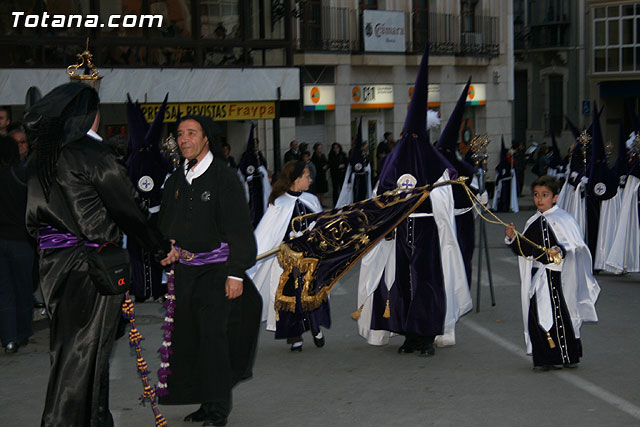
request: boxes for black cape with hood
[25,82,171,427]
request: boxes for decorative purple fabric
[39,226,99,249]
[177,243,229,266]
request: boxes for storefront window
[246,0,286,41]
[608,20,619,45]
[595,21,605,46]
[594,48,606,72]
[100,0,144,37]
[250,48,286,66]
[593,3,640,73]
[149,0,192,38]
[622,47,634,71]
[0,0,295,68]
[607,47,619,72]
[200,0,239,39]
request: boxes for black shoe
[184,408,207,422]
[397,344,414,354]
[203,416,227,426]
[290,343,302,352]
[533,364,561,372]
[4,342,18,353]
[313,331,325,348]
[419,343,435,357]
[533,365,550,372]
[563,363,579,369]
[34,302,45,309]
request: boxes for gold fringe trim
[383,298,391,318]
[351,304,364,320]
[274,244,319,314]
[546,332,556,349]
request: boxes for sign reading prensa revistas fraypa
[140,102,275,122]
[363,10,406,53]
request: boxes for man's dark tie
[186,159,198,171]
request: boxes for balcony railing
[295,7,500,57]
[514,21,571,51]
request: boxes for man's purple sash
[177,243,229,266]
[39,226,99,250]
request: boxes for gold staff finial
[470,134,490,168]
[67,38,103,90]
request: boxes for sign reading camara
[363,10,406,53]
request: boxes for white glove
[479,190,489,206]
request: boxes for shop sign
[303,85,336,111]
[351,85,394,109]
[456,83,486,105]
[408,84,440,107]
[140,101,276,123]
[363,10,406,52]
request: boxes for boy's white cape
[517,206,600,355]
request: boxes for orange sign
[352,86,362,103]
[310,87,321,104]
[468,85,475,99]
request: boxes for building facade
[587,1,640,142]
[514,0,640,159]
[0,0,514,179]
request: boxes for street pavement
[2,203,640,426]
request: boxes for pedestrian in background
[311,142,329,206]
[302,150,316,187]
[222,142,236,168]
[0,135,34,353]
[8,124,29,165]
[284,139,301,163]
[328,142,347,207]
[512,141,526,196]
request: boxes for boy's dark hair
[531,175,560,195]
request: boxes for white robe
[247,192,322,328]
[516,206,600,354]
[560,175,587,236]
[238,165,272,217]
[605,175,640,273]
[594,186,623,271]
[491,168,519,213]
[357,170,473,347]
[335,163,373,208]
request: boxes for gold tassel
[351,304,364,320]
[383,299,391,318]
[546,332,556,349]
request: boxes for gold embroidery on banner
[274,187,434,314]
